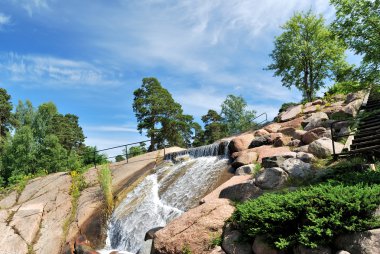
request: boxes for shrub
[98,164,114,216]
[209,233,222,248]
[232,183,380,250]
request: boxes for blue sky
[0,0,359,155]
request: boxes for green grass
[98,164,114,216]
[209,233,222,248]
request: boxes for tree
[127,142,147,158]
[0,88,14,139]
[32,102,58,143]
[267,11,348,101]
[1,126,36,182]
[331,0,380,83]
[221,95,256,135]
[133,77,196,150]
[201,110,228,145]
[115,155,125,162]
[35,134,67,173]
[14,100,35,127]
[50,113,85,153]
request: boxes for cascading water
[99,142,231,254]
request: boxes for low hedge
[232,183,380,250]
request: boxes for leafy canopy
[331,0,380,84]
[133,77,196,149]
[221,95,256,135]
[267,11,348,101]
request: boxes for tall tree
[50,113,85,153]
[331,0,380,83]
[0,88,14,139]
[201,110,228,144]
[35,134,67,174]
[14,100,35,127]
[133,77,195,150]
[32,102,58,143]
[221,95,256,135]
[267,11,348,101]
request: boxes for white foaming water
[100,156,229,254]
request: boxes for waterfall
[99,149,230,254]
[164,141,230,160]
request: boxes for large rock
[280,105,303,122]
[293,145,309,153]
[334,228,380,254]
[145,227,164,240]
[281,158,312,180]
[264,123,282,133]
[235,164,256,175]
[293,245,332,254]
[303,112,329,131]
[289,139,302,147]
[345,91,365,104]
[231,151,258,169]
[249,145,292,163]
[209,246,226,254]
[308,138,344,158]
[254,129,270,137]
[249,136,271,148]
[201,175,252,204]
[302,127,331,145]
[280,117,304,129]
[219,179,263,202]
[278,127,296,137]
[261,153,297,168]
[0,222,29,254]
[296,152,315,163]
[222,224,252,254]
[252,236,283,254]
[255,167,288,190]
[0,191,17,209]
[153,199,235,254]
[229,134,255,153]
[341,99,362,117]
[273,136,291,147]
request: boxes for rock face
[249,136,271,148]
[153,199,235,254]
[219,180,263,202]
[281,158,312,180]
[255,167,288,190]
[280,105,302,122]
[252,236,283,254]
[293,246,332,254]
[235,164,256,175]
[231,151,258,168]
[261,153,297,168]
[229,134,255,153]
[308,138,344,158]
[222,225,252,254]
[264,123,282,133]
[303,112,329,131]
[334,228,380,254]
[249,145,291,162]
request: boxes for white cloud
[0,13,11,29]
[0,52,121,87]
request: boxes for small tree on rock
[267,11,348,102]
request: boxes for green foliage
[127,142,147,158]
[196,110,228,146]
[209,233,222,248]
[98,164,114,216]
[267,10,348,102]
[35,134,67,173]
[221,95,256,135]
[181,244,192,254]
[232,183,380,250]
[80,146,108,166]
[0,88,14,139]
[115,155,125,162]
[133,77,197,149]
[331,0,380,84]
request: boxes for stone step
[356,125,380,133]
[359,119,380,128]
[351,139,380,149]
[349,144,380,154]
[352,133,380,143]
[355,129,380,138]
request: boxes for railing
[93,140,166,168]
[252,112,268,126]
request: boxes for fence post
[94,150,97,168]
[125,145,128,163]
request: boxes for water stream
[99,142,230,254]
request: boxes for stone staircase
[348,88,380,159]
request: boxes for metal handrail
[252,112,268,126]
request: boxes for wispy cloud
[0,52,121,87]
[84,125,139,133]
[0,13,11,29]
[14,0,51,16]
